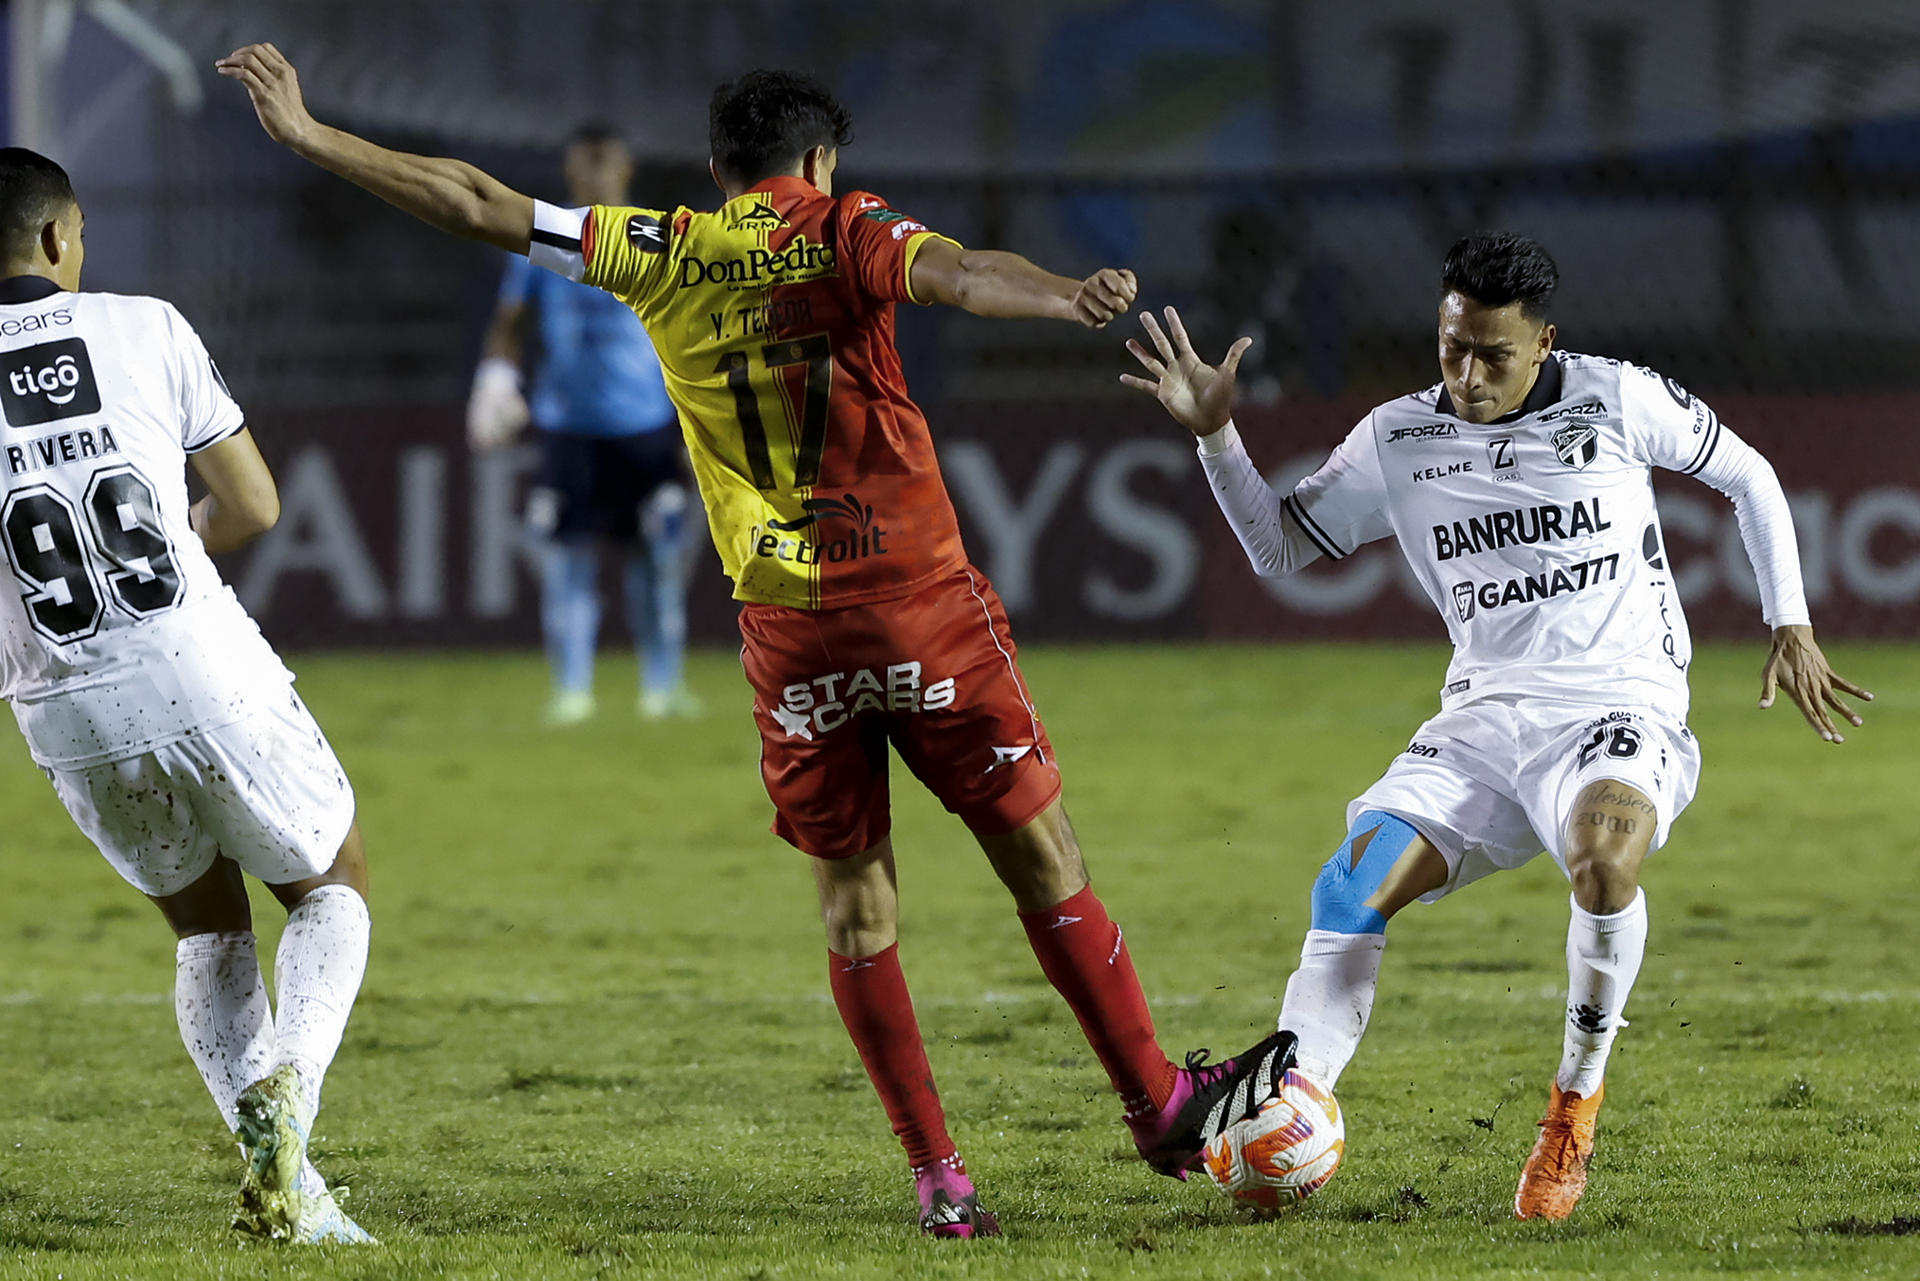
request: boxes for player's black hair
[708,70,854,186]
[0,148,76,265]
[565,119,625,148]
[1441,231,1559,320]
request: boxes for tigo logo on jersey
[1551,422,1599,469]
[1,338,101,427]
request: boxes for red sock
[827,944,955,1169]
[1018,885,1179,1112]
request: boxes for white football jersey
[1203,352,1808,721]
[0,277,291,767]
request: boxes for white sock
[175,931,276,1123]
[175,930,329,1196]
[272,884,371,1119]
[1557,889,1648,1097]
[1277,929,1387,1089]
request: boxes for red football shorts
[738,564,1062,859]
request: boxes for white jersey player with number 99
[0,148,375,1245]
[1123,232,1872,1222]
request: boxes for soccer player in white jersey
[0,149,374,1244]
[1121,231,1872,1219]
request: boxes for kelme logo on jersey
[1551,421,1599,469]
[1452,554,1622,622]
[1387,422,1458,443]
[679,237,836,289]
[755,492,890,567]
[1,337,101,427]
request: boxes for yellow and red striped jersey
[529,177,969,609]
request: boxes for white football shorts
[1349,696,1701,904]
[43,687,355,898]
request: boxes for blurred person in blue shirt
[467,122,702,725]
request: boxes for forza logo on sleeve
[2,338,101,427]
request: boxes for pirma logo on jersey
[1,338,101,427]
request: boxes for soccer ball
[1200,1068,1345,1208]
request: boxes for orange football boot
[1513,1081,1604,1220]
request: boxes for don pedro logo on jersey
[1,337,102,427]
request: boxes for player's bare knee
[1565,782,1654,914]
[819,889,897,957]
[978,803,1088,913]
[811,843,899,957]
[150,855,252,939]
[268,821,370,910]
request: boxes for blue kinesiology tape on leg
[1309,811,1420,934]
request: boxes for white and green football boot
[231,1065,376,1244]
[293,1185,377,1245]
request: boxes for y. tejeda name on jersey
[0,276,291,767]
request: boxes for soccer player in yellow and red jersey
[219,46,1291,1236]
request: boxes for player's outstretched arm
[1120,306,1252,436]
[217,43,533,254]
[907,238,1135,328]
[189,430,280,554]
[1759,624,1873,744]
[1123,307,1328,579]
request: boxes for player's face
[1437,292,1554,424]
[563,139,634,207]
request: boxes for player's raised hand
[1121,306,1252,437]
[1758,623,1873,744]
[216,43,317,149]
[1069,269,1137,329]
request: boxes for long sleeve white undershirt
[1194,419,1811,629]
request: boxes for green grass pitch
[0,640,1914,1279]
